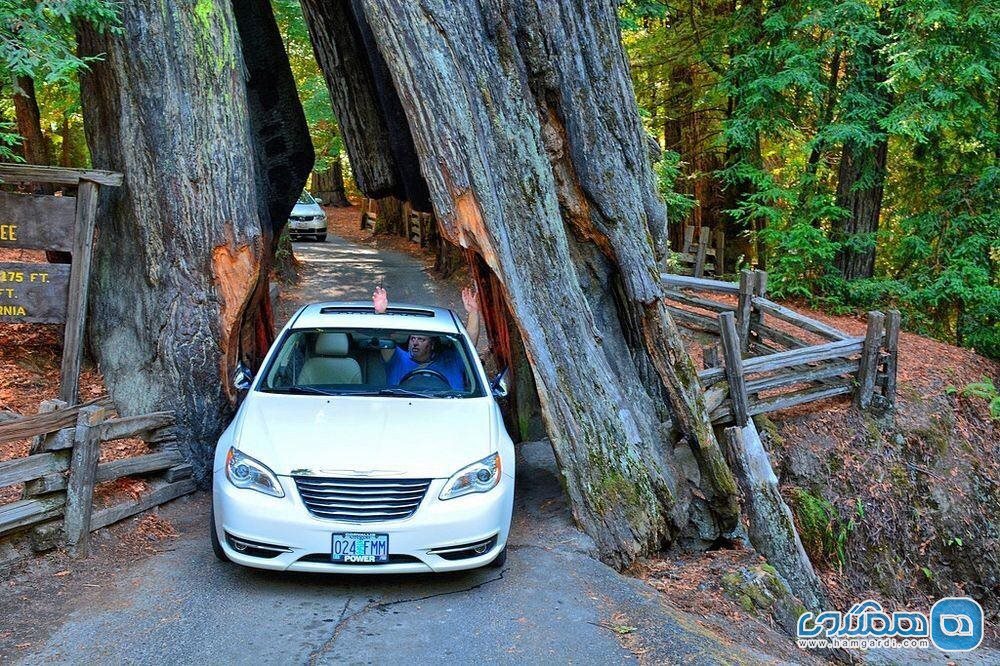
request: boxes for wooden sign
[0,191,76,252]
[0,164,123,403]
[0,262,72,323]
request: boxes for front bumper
[213,474,514,573]
[287,220,327,237]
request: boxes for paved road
[11,235,785,665]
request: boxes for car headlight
[439,452,501,500]
[313,215,326,222]
[225,447,284,497]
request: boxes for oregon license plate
[331,532,389,563]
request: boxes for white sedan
[211,301,515,573]
[286,190,328,242]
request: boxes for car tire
[487,545,507,569]
[210,504,230,562]
[317,233,327,242]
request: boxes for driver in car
[372,285,482,391]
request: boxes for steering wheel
[400,368,450,388]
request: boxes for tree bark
[13,76,50,166]
[298,0,429,208]
[833,138,888,279]
[78,1,275,484]
[313,157,350,206]
[311,0,740,566]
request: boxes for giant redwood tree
[303,0,740,566]
[77,0,311,480]
[77,0,740,567]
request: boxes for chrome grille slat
[294,476,431,522]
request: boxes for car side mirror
[314,197,323,205]
[490,367,509,399]
[233,362,254,391]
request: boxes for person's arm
[373,286,395,362]
[462,286,482,348]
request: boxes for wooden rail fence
[663,270,899,426]
[669,225,726,278]
[0,399,194,560]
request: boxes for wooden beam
[746,360,860,395]
[0,163,123,186]
[63,406,105,557]
[98,412,175,441]
[736,270,754,352]
[60,180,100,404]
[661,273,740,294]
[0,395,112,446]
[666,305,720,334]
[0,495,66,536]
[751,383,853,416]
[89,479,196,532]
[855,311,886,410]
[0,453,67,489]
[751,297,850,341]
[719,312,749,427]
[663,290,735,314]
[883,310,901,410]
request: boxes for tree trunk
[78,1,287,484]
[373,196,405,235]
[833,138,888,279]
[13,76,50,166]
[310,0,740,566]
[299,0,429,208]
[313,157,350,206]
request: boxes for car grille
[294,477,431,522]
[290,215,318,222]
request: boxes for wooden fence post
[719,312,749,426]
[883,310,901,410]
[855,311,885,410]
[714,227,725,276]
[736,270,754,352]
[64,405,105,557]
[693,226,710,278]
[59,180,99,404]
[682,225,695,254]
[749,269,767,339]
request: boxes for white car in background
[287,190,327,242]
[212,302,515,573]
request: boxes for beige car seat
[298,332,362,385]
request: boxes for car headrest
[315,332,350,357]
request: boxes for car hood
[235,394,496,479]
[292,202,323,216]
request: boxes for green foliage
[948,378,1000,420]
[790,488,855,569]
[271,0,342,172]
[620,0,999,358]
[654,151,698,223]
[0,0,121,163]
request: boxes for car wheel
[317,233,327,242]
[487,545,507,569]
[210,504,229,562]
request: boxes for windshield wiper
[271,385,342,396]
[377,387,435,399]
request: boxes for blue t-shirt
[386,346,466,390]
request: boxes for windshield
[258,328,485,398]
[297,190,316,204]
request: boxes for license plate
[331,532,389,563]
[291,221,305,229]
